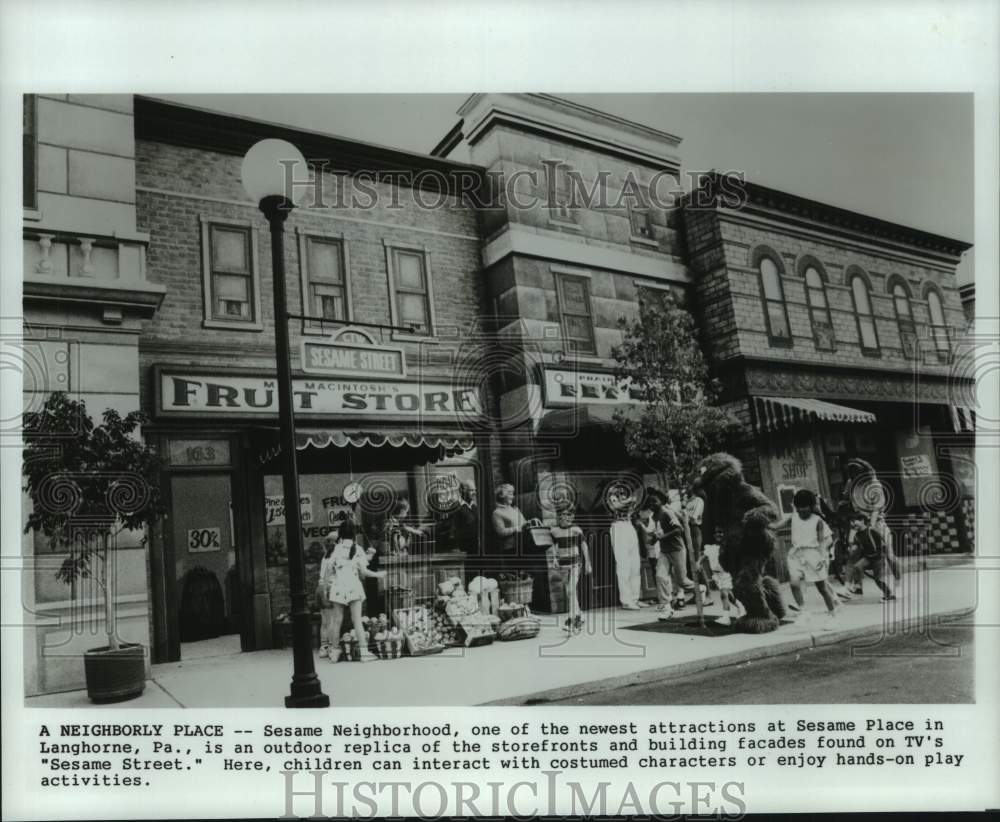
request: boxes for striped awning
[256,428,474,465]
[295,429,474,453]
[753,396,876,434]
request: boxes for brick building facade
[21,93,975,694]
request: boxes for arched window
[850,271,880,354]
[926,286,951,361]
[890,277,917,359]
[757,253,791,343]
[803,263,835,350]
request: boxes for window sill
[629,234,660,249]
[859,348,882,359]
[391,332,440,345]
[24,207,42,222]
[202,318,264,332]
[766,337,794,349]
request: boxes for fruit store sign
[157,369,482,419]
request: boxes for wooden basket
[500,579,534,605]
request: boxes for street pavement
[25,556,980,709]
[551,620,974,704]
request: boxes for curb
[482,605,975,706]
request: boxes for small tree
[23,392,166,651]
[613,292,745,624]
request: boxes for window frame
[798,257,836,352]
[23,94,37,211]
[297,228,352,334]
[924,283,952,363]
[554,271,597,355]
[384,241,437,340]
[199,216,263,331]
[888,275,918,360]
[753,247,793,347]
[848,267,881,356]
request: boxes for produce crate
[500,579,534,605]
[497,602,529,622]
[386,587,415,622]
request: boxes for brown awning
[753,396,876,434]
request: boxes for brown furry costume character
[692,453,786,633]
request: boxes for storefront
[147,361,488,663]
[749,394,975,560]
[498,364,662,611]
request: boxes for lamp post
[241,139,329,708]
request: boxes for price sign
[187,527,222,553]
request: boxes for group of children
[546,483,900,636]
[784,487,899,629]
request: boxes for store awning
[752,396,877,434]
[538,403,643,433]
[256,427,474,464]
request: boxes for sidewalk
[26,556,979,709]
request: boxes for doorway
[169,473,244,660]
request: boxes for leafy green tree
[613,291,745,625]
[613,291,744,489]
[23,392,166,651]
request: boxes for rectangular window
[302,235,349,326]
[555,274,596,354]
[200,219,262,330]
[387,245,434,337]
[23,95,36,210]
[629,205,654,240]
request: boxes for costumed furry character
[692,453,786,633]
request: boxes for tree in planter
[612,290,745,626]
[23,392,165,696]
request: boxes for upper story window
[299,231,351,330]
[555,273,597,355]
[849,270,880,355]
[23,95,36,210]
[889,276,918,359]
[200,218,262,331]
[628,199,655,242]
[802,261,835,351]
[925,285,952,362]
[385,243,435,337]
[755,251,791,344]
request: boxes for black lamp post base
[285,676,331,708]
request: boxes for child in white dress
[785,488,839,627]
[325,519,385,661]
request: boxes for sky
[159,93,974,284]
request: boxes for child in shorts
[785,488,840,627]
[702,528,738,626]
[548,506,593,634]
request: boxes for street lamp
[241,139,330,708]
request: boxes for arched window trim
[887,274,917,359]
[797,256,835,351]
[751,246,792,346]
[923,282,952,362]
[847,266,880,356]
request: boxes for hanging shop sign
[155,368,482,420]
[895,429,940,507]
[301,327,406,379]
[541,368,644,408]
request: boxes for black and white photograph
[2,1,998,819]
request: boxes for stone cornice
[451,93,682,171]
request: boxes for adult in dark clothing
[448,480,479,550]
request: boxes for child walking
[325,519,386,661]
[785,488,840,628]
[549,506,593,634]
[844,509,896,601]
[702,528,739,626]
[317,535,338,659]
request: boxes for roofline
[688,172,973,259]
[134,96,488,198]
